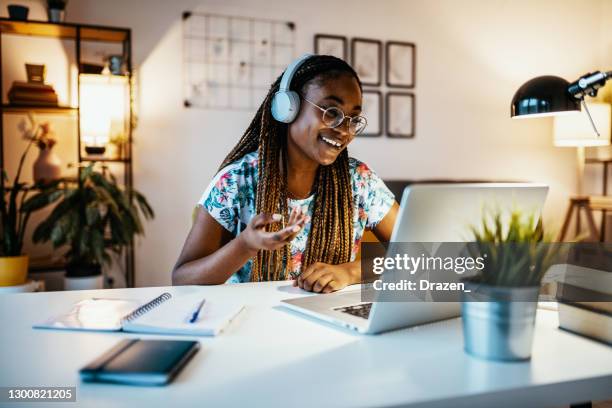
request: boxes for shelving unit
[0,17,137,287]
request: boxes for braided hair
[220,55,362,281]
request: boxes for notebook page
[34,298,141,331]
[122,293,244,336]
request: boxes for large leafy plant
[26,163,154,270]
[467,209,561,287]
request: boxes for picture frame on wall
[386,92,415,138]
[360,90,382,137]
[351,38,382,86]
[314,34,348,61]
[386,41,416,88]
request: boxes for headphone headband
[279,53,314,92]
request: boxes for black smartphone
[80,338,200,386]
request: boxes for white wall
[2,0,610,286]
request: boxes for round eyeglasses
[303,97,368,136]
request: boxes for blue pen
[189,298,206,323]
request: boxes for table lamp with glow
[79,74,128,156]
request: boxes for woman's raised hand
[237,206,309,254]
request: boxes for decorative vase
[461,281,540,361]
[0,255,29,286]
[33,146,62,183]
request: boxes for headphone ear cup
[271,91,301,123]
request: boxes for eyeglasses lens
[322,107,344,128]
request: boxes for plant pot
[8,5,29,20]
[107,143,123,160]
[47,8,65,23]
[85,145,106,155]
[461,282,540,361]
[64,263,103,290]
[0,255,29,286]
[33,146,62,183]
[64,275,103,291]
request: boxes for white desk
[1,281,611,408]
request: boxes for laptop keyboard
[333,303,373,320]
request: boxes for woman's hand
[237,207,308,255]
[293,261,361,293]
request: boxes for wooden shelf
[81,157,130,163]
[2,103,77,114]
[0,18,129,42]
[586,158,612,164]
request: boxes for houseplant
[0,116,60,286]
[462,209,561,361]
[28,162,154,290]
[108,132,128,160]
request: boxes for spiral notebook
[33,293,244,336]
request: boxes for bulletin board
[183,12,296,110]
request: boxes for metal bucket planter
[461,281,540,361]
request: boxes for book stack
[556,282,612,345]
[7,81,59,106]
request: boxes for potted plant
[0,117,60,286]
[28,163,154,290]
[107,132,129,160]
[47,0,67,23]
[462,209,562,361]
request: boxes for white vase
[64,275,104,291]
[33,147,62,183]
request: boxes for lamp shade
[553,102,611,147]
[80,74,128,149]
[511,75,580,118]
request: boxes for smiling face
[287,73,362,167]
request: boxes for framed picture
[360,90,382,137]
[314,34,347,61]
[386,41,416,88]
[386,92,415,138]
[351,38,382,86]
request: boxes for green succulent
[467,209,561,287]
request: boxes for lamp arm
[580,99,600,137]
[567,70,611,99]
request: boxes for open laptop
[281,183,549,334]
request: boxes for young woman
[173,54,399,293]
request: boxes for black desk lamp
[512,71,612,240]
[511,71,612,135]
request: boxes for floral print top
[198,151,395,283]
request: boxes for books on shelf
[7,80,59,106]
[556,282,612,345]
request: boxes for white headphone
[271,53,314,123]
